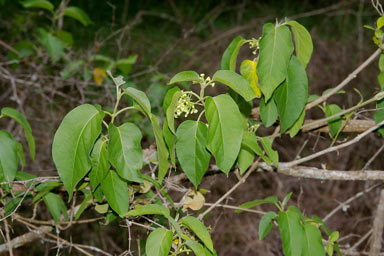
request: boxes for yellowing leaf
[183,190,205,211]
[240,60,262,97]
[94,68,106,85]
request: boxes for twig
[198,160,259,220]
[369,189,384,256]
[0,226,52,253]
[305,48,382,110]
[323,183,383,222]
[282,120,384,168]
[203,203,265,215]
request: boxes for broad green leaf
[20,0,53,12]
[75,189,93,220]
[166,90,182,133]
[238,146,254,174]
[150,115,169,183]
[259,212,277,240]
[260,97,278,127]
[377,16,384,29]
[180,216,214,251]
[163,120,176,166]
[108,123,143,182]
[286,20,313,68]
[52,104,104,200]
[145,228,173,256]
[116,55,138,75]
[212,70,257,101]
[205,95,244,174]
[176,120,210,187]
[63,6,93,26]
[43,192,69,223]
[38,29,64,63]
[125,204,170,217]
[0,131,18,183]
[1,107,35,160]
[289,109,305,138]
[185,240,213,256]
[89,138,110,190]
[257,23,294,101]
[242,132,263,154]
[123,87,152,117]
[325,104,342,137]
[236,196,278,213]
[278,208,305,256]
[168,71,200,85]
[240,60,262,97]
[101,170,130,215]
[259,137,279,166]
[302,223,325,256]
[379,53,384,72]
[163,87,181,113]
[274,56,308,132]
[220,36,246,71]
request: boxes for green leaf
[108,123,143,182]
[20,0,53,12]
[205,95,244,174]
[238,146,254,174]
[257,23,294,101]
[289,109,305,138]
[38,29,65,63]
[278,208,305,256]
[259,212,277,240]
[176,120,210,187]
[180,216,214,251]
[1,107,35,160]
[52,104,104,200]
[286,20,313,68]
[166,90,182,133]
[43,192,68,223]
[125,204,170,217]
[212,70,257,101]
[75,189,93,220]
[236,196,278,213]
[101,170,129,215]
[379,53,384,72]
[145,228,173,256]
[89,138,110,190]
[168,71,200,85]
[123,87,152,117]
[377,16,384,29]
[274,56,308,133]
[117,55,138,75]
[63,6,93,26]
[260,96,278,127]
[150,115,169,183]
[185,240,213,256]
[302,223,325,256]
[163,120,176,166]
[240,59,262,97]
[375,98,384,137]
[325,104,342,137]
[0,131,18,183]
[220,36,246,71]
[163,87,181,113]
[259,137,279,166]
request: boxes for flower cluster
[174,92,198,118]
[193,73,215,88]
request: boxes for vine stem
[198,160,260,220]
